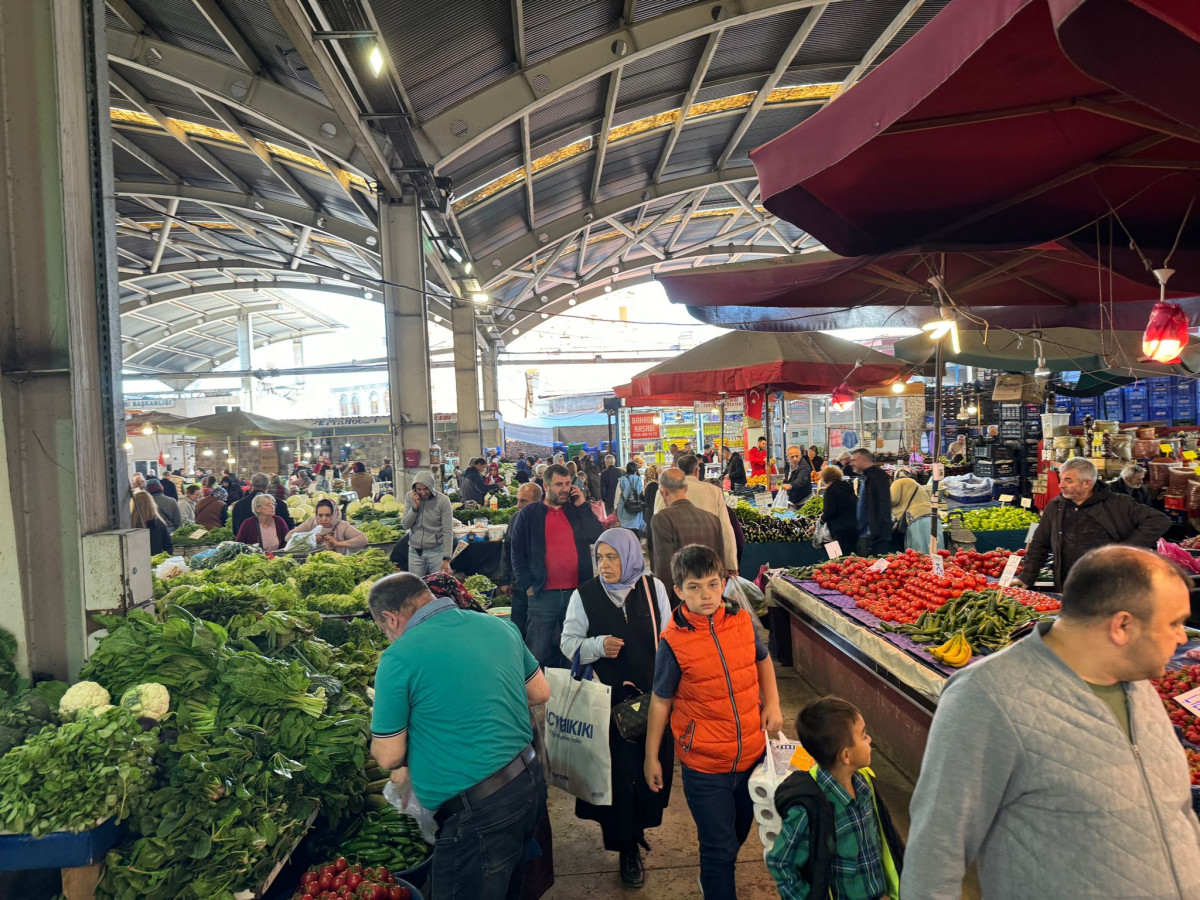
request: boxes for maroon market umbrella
[749,0,1200,276]
[659,243,1200,331]
[628,331,916,398]
[1053,0,1200,132]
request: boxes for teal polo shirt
[371,597,539,809]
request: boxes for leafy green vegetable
[169,524,233,547]
[0,707,158,836]
[0,627,23,698]
[189,541,259,569]
[302,593,367,615]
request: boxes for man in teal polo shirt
[369,573,551,900]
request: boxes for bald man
[650,468,727,597]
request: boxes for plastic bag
[1158,538,1200,575]
[154,556,189,580]
[726,576,770,642]
[384,776,438,845]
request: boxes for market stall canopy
[893,326,1181,376]
[629,331,917,398]
[176,410,312,439]
[124,411,191,433]
[749,0,1200,282]
[614,383,726,410]
[1052,0,1200,132]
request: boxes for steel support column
[0,0,124,678]
[381,194,431,490]
[452,302,483,462]
[480,339,502,454]
[237,313,254,411]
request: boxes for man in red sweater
[747,436,768,479]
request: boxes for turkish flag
[745,388,764,420]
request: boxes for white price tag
[932,463,945,481]
[725,493,738,508]
[999,494,1014,503]
[823,541,843,559]
[190,527,208,539]
[1174,686,1200,719]
[868,558,890,572]
[931,554,945,577]
[1026,523,1039,543]
[1020,497,1033,508]
[754,492,772,511]
[997,553,1023,588]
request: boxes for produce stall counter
[769,576,941,779]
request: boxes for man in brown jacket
[651,467,727,597]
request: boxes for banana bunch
[931,632,973,668]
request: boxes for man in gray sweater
[904,545,1200,900]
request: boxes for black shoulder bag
[611,576,659,742]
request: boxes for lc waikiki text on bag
[544,653,613,806]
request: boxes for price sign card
[997,553,1023,588]
[190,527,208,539]
[1186,451,1198,461]
[1161,444,1174,455]
[823,541,843,559]
[932,463,945,481]
[725,493,739,508]
[931,554,945,577]
[1020,497,1033,508]
[868,558,890,572]
[999,494,1015,503]
[1174,686,1200,719]
[754,492,772,511]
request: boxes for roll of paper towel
[753,801,779,826]
[748,767,776,802]
[759,821,781,849]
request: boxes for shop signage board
[754,492,771,511]
[629,413,661,440]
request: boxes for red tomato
[301,873,319,885]
[303,884,321,898]
[375,868,389,883]
[346,874,363,890]
[335,858,349,873]
[320,874,335,890]
[333,876,347,889]
[322,867,336,880]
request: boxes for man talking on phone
[509,463,605,668]
[401,470,455,577]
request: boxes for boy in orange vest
[645,544,783,898]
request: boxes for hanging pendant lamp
[1143,268,1188,364]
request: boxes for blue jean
[525,588,573,669]
[680,762,757,899]
[409,545,444,577]
[431,758,547,900]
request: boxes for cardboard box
[992,374,1044,403]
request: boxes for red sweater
[747,446,768,478]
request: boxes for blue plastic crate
[0,818,122,872]
[1102,389,1124,421]
[1124,383,1149,402]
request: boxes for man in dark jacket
[509,464,604,667]
[1109,464,1153,507]
[600,453,621,514]
[230,472,293,536]
[459,457,488,504]
[783,445,815,506]
[495,482,543,597]
[1016,457,1170,591]
[722,446,747,489]
[850,449,893,555]
[650,468,726,598]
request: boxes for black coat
[1108,476,1153,507]
[821,480,859,539]
[784,458,816,505]
[1018,478,1171,590]
[460,466,488,504]
[146,518,173,555]
[725,452,747,486]
[601,466,621,511]
[858,465,894,542]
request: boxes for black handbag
[611,577,659,742]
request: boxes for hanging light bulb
[891,380,906,394]
[831,383,856,412]
[122,440,133,451]
[651,414,662,426]
[1143,268,1188,364]
[228,456,236,464]
[1032,339,1051,378]
[921,306,961,354]
[281,445,290,452]
[202,448,213,457]
[141,423,154,435]
[250,439,260,447]
[967,402,978,415]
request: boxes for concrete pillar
[482,339,500,412]
[237,313,253,411]
[381,193,431,490]
[292,337,306,406]
[452,301,483,461]
[0,0,125,678]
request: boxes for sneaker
[619,848,644,889]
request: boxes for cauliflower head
[119,682,171,721]
[58,681,111,720]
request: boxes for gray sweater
[400,471,455,558]
[903,623,1200,900]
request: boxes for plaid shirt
[766,767,887,900]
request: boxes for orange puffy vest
[661,601,766,774]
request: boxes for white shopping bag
[544,658,612,806]
[383,774,438,845]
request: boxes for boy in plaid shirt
[766,697,903,900]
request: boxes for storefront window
[369,391,379,415]
[338,394,349,416]
[351,394,361,415]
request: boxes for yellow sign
[1161,444,1174,455]
[1185,451,1198,461]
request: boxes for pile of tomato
[949,548,1024,579]
[811,549,992,624]
[808,548,1056,624]
[1187,748,1200,786]
[1152,665,1200,745]
[290,859,412,900]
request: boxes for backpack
[621,475,645,514]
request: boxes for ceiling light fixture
[250,439,260,447]
[830,383,856,412]
[471,292,489,304]
[891,381,906,394]
[122,440,133,451]
[368,45,384,77]
[202,448,213,457]
[921,305,961,354]
[141,424,154,435]
[1143,268,1188,364]
[1033,339,1051,378]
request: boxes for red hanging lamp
[1143,268,1188,364]
[830,382,856,412]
